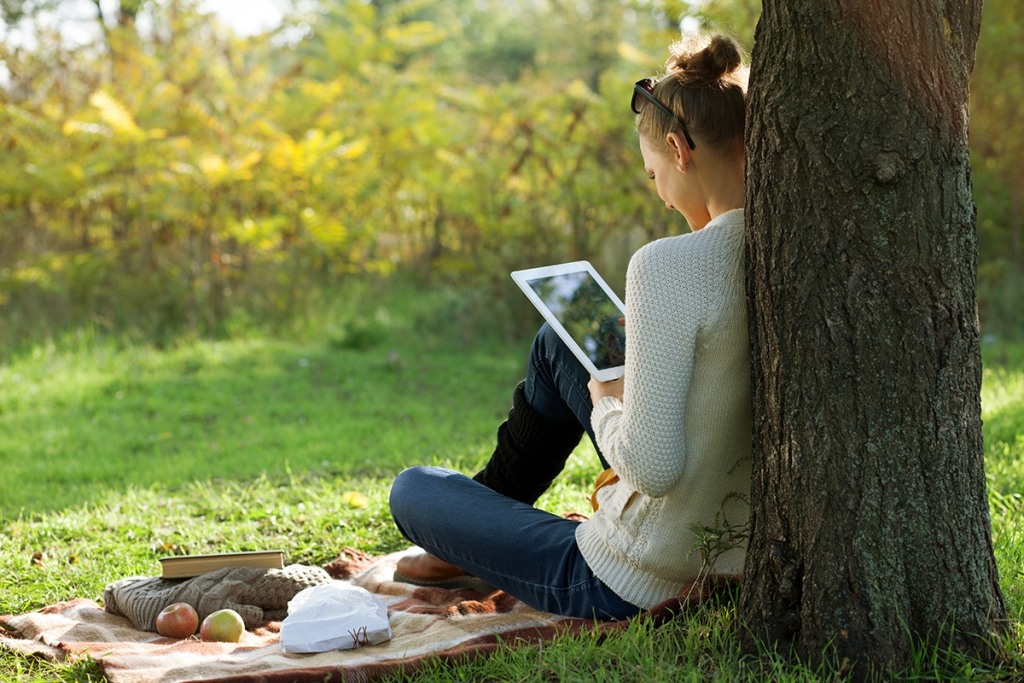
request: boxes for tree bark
[741,0,1006,677]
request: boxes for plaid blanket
[0,548,739,683]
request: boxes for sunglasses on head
[631,78,696,150]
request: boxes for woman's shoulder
[631,210,744,273]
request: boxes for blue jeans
[521,324,612,469]
[388,324,637,620]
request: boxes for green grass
[0,283,529,518]
[984,343,1024,636]
[0,335,525,516]
[1,291,1023,682]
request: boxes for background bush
[0,0,1019,356]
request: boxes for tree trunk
[741,0,1006,677]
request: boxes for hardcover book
[159,550,285,579]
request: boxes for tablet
[511,261,626,382]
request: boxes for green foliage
[327,311,392,350]
[971,0,1024,338]
[979,255,1024,341]
[0,0,699,354]
[687,492,750,580]
[2,0,1019,350]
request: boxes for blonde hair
[636,34,748,155]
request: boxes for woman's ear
[666,132,692,172]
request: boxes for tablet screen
[522,271,626,370]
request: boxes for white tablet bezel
[511,260,626,382]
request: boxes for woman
[388,33,752,620]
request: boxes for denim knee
[389,466,432,539]
[529,323,563,365]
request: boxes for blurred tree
[969,0,1023,336]
[972,0,1023,269]
[0,0,379,342]
[2,0,1017,351]
[0,0,74,26]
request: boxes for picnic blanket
[1,547,739,683]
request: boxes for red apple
[156,602,199,639]
[200,608,245,643]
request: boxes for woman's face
[638,133,712,230]
[639,134,689,216]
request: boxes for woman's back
[579,209,751,608]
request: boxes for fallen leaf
[342,491,368,508]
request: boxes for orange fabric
[589,468,620,512]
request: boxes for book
[159,550,285,579]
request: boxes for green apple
[156,602,199,639]
[199,609,245,643]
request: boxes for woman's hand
[589,375,624,404]
[589,317,626,404]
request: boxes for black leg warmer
[472,380,585,505]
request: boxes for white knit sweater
[575,209,752,610]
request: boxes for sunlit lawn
[0,290,529,518]
[0,295,1022,682]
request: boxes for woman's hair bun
[666,34,743,87]
[637,31,747,153]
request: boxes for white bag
[279,583,392,654]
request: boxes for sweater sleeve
[590,233,714,498]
